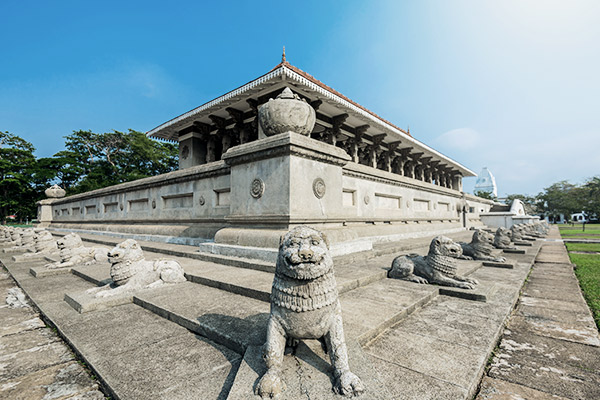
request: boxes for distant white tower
[474,167,497,197]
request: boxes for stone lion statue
[16,230,58,259]
[33,230,58,253]
[45,233,109,269]
[459,229,506,262]
[3,228,35,253]
[86,239,186,298]
[493,227,515,250]
[525,222,545,238]
[0,226,12,242]
[256,226,364,398]
[388,236,478,289]
[511,224,537,241]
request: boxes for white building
[474,167,497,197]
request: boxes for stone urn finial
[258,87,316,137]
[45,184,66,198]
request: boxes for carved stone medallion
[312,178,326,199]
[199,196,205,206]
[181,145,190,160]
[250,178,265,199]
[152,200,156,209]
[364,195,370,205]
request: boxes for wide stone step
[339,279,438,345]
[133,282,269,354]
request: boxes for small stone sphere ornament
[258,87,316,136]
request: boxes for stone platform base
[30,266,73,278]
[504,248,526,254]
[64,290,134,313]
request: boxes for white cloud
[434,128,481,151]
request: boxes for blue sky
[1,0,599,197]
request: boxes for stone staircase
[0,229,543,399]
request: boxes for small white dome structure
[474,167,497,197]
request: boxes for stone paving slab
[508,315,600,347]
[227,339,391,400]
[489,346,600,399]
[477,376,570,400]
[0,328,72,381]
[519,295,593,314]
[391,304,503,351]
[0,362,104,400]
[535,252,572,264]
[496,329,600,374]
[0,263,105,400]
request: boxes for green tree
[539,180,584,221]
[474,190,496,201]
[56,129,177,194]
[580,176,600,221]
[0,131,40,222]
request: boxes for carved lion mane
[108,239,146,286]
[272,226,336,312]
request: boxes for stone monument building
[38,56,493,261]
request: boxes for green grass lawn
[565,243,600,253]
[559,223,600,235]
[3,223,33,228]
[569,253,600,331]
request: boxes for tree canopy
[0,129,177,223]
[504,177,600,222]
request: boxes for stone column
[206,135,218,163]
[178,130,208,170]
[36,185,66,227]
[452,173,463,191]
[381,142,401,173]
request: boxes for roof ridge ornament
[282,46,286,63]
[277,87,297,100]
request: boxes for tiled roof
[272,60,412,138]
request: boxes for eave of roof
[146,61,476,177]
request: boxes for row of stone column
[178,119,462,192]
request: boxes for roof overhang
[147,65,476,177]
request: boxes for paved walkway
[0,267,105,400]
[476,231,600,399]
